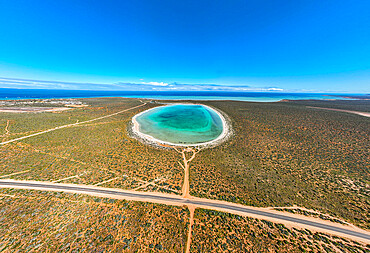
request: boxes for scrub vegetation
[0,98,182,194]
[190,100,369,229]
[0,189,188,252]
[191,209,369,252]
[0,97,369,251]
[284,99,370,112]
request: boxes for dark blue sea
[0,88,363,102]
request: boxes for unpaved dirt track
[1,180,369,243]
[0,102,147,145]
[185,205,195,253]
[174,147,199,198]
[307,106,370,117]
[4,120,10,135]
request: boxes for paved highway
[1,180,369,242]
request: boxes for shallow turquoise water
[135,104,224,145]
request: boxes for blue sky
[0,0,369,93]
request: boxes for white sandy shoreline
[131,103,231,147]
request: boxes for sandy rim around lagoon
[130,103,232,148]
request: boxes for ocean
[0,88,360,102]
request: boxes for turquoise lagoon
[134,104,224,145]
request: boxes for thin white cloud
[142,81,169,86]
[267,87,284,91]
[0,77,285,92]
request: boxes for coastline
[130,103,232,148]
[1,88,365,102]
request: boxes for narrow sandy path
[52,172,86,183]
[133,177,164,191]
[0,170,30,179]
[174,147,199,198]
[4,120,10,135]
[0,120,10,139]
[0,102,147,146]
[307,106,370,118]
[185,205,195,253]
[94,177,121,186]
